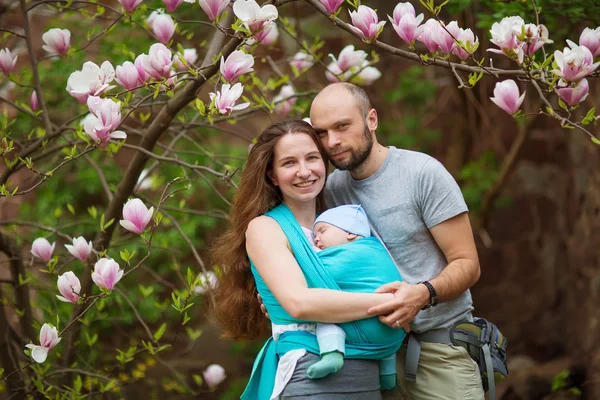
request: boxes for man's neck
[349,144,388,180]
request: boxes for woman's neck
[284,200,317,228]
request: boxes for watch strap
[419,281,438,310]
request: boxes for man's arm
[368,212,480,328]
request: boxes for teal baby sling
[242,204,406,400]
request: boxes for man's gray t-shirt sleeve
[418,158,468,229]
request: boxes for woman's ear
[267,170,278,186]
[347,233,358,241]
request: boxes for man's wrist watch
[419,281,438,310]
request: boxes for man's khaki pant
[383,341,485,400]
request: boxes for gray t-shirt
[324,147,474,333]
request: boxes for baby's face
[313,222,353,250]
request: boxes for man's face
[310,89,376,171]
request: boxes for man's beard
[330,125,373,171]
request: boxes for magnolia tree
[0,0,598,397]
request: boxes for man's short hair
[334,82,372,120]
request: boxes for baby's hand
[257,293,269,319]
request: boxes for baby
[307,204,401,390]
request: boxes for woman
[211,120,400,399]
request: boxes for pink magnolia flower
[290,51,314,71]
[432,20,460,54]
[350,63,381,86]
[92,258,123,291]
[233,0,278,34]
[209,83,250,114]
[31,91,38,111]
[325,61,345,83]
[349,5,386,41]
[199,0,231,21]
[452,28,478,60]
[418,19,442,54]
[389,3,424,46]
[490,79,526,115]
[0,48,18,75]
[488,16,525,63]
[31,237,55,262]
[120,198,154,234]
[162,0,185,12]
[220,50,254,82]
[250,21,279,45]
[521,24,552,56]
[116,61,141,90]
[64,236,93,262]
[147,10,176,45]
[142,43,173,80]
[25,323,61,363]
[135,54,151,83]
[203,364,226,388]
[173,48,198,71]
[580,27,600,57]
[319,0,344,14]
[273,84,296,116]
[118,0,143,13]
[66,61,115,103]
[553,40,600,82]
[331,44,367,71]
[56,271,81,303]
[556,78,589,107]
[192,271,218,295]
[42,28,71,55]
[83,96,126,145]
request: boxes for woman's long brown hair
[210,120,329,340]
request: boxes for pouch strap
[403,333,420,382]
[482,343,495,400]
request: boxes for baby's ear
[347,233,358,241]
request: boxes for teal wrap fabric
[241,204,406,400]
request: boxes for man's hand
[257,293,269,319]
[367,281,430,330]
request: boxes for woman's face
[269,132,327,206]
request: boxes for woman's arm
[246,216,393,323]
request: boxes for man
[309,82,483,400]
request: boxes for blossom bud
[64,236,93,262]
[116,61,141,90]
[31,237,55,262]
[203,364,226,388]
[0,48,18,75]
[42,28,71,56]
[579,27,600,57]
[142,43,173,80]
[199,0,231,21]
[118,0,143,13]
[56,271,81,303]
[289,51,314,71]
[273,84,296,116]
[92,258,124,291]
[349,5,386,41]
[119,198,154,234]
[147,10,176,45]
[162,0,185,13]
[318,0,344,14]
[220,50,254,82]
[173,48,198,71]
[31,91,38,111]
[233,0,278,34]
[490,79,526,115]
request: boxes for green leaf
[88,206,97,220]
[74,374,83,393]
[153,323,167,341]
[103,217,115,230]
[591,136,600,145]
[582,107,596,125]
[67,203,75,215]
[195,99,205,115]
[139,284,154,297]
[186,327,202,341]
[182,312,191,325]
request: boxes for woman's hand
[367,281,429,331]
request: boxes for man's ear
[347,233,358,241]
[367,108,378,133]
